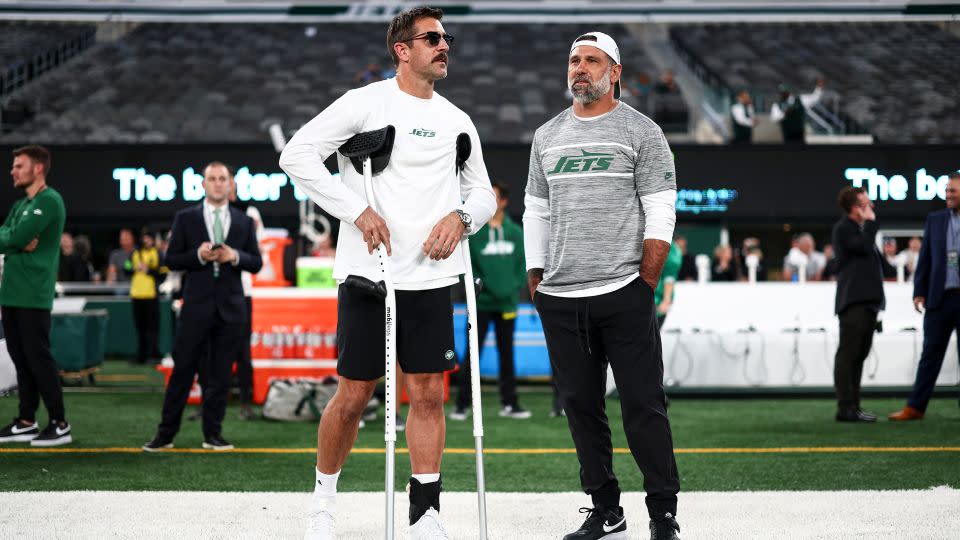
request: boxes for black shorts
[336,284,456,381]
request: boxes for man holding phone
[143,162,262,451]
[831,186,884,422]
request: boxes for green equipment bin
[50,309,109,375]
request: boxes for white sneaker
[303,496,336,540]
[409,508,449,539]
[499,404,532,419]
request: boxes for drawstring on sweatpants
[575,299,592,356]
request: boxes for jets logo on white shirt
[409,127,436,138]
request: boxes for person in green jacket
[0,145,70,447]
[450,182,530,420]
[655,241,684,329]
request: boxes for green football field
[1,360,959,493]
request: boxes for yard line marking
[2,446,960,455]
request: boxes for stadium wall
[0,144,956,226]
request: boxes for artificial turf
[1,361,958,493]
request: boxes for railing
[668,28,878,141]
[693,254,911,285]
[55,282,132,297]
[0,25,96,99]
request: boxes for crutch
[337,126,398,540]
[455,132,489,539]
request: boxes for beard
[569,67,612,104]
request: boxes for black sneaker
[649,513,680,540]
[238,404,256,421]
[836,408,877,423]
[142,433,175,452]
[563,506,627,539]
[0,418,39,443]
[30,421,72,447]
[202,434,234,451]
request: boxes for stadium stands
[0,22,95,96]
[0,22,96,132]
[670,23,960,143]
[0,22,686,144]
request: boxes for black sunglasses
[406,31,454,47]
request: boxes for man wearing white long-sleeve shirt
[730,89,755,143]
[278,6,495,539]
[523,32,681,540]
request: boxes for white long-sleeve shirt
[770,86,822,122]
[731,102,754,127]
[279,78,496,290]
[522,102,677,297]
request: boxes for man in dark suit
[143,162,262,451]
[832,186,884,422]
[890,172,960,421]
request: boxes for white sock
[314,468,340,499]
[412,472,440,484]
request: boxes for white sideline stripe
[251,359,337,368]
[541,142,634,154]
[546,172,633,181]
[1,490,957,539]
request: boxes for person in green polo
[0,145,70,447]
[655,240,684,329]
[450,181,530,420]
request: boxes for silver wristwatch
[454,209,473,233]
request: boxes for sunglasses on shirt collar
[404,31,454,47]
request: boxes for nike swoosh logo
[603,517,626,533]
[580,150,615,157]
[317,480,322,486]
[55,426,69,436]
[10,424,34,434]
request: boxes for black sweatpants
[1,306,65,423]
[535,279,680,517]
[456,310,519,410]
[834,303,877,411]
[132,298,160,364]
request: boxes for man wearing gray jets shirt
[524,32,681,540]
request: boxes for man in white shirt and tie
[143,162,262,452]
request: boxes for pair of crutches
[338,126,488,540]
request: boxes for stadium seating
[0,22,95,95]
[0,22,96,132]
[0,22,684,144]
[670,22,960,143]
